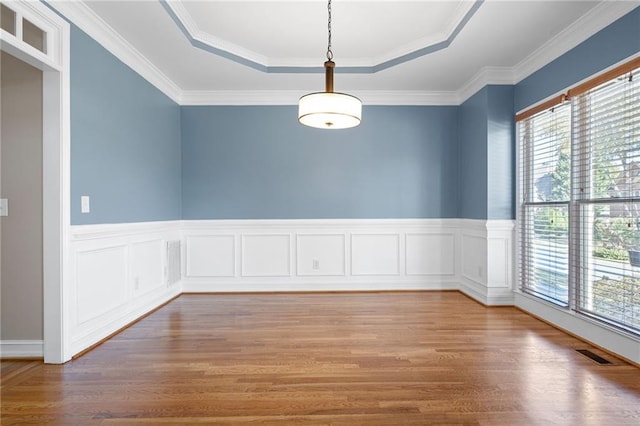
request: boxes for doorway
[1,51,44,352]
[0,1,70,363]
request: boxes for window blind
[517,58,640,335]
[573,67,640,332]
[519,103,571,305]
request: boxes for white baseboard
[515,292,640,365]
[70,285,182,355]
[183,279,458,293]
[0,340,44,358]
[69,221,183,356]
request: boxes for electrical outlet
[0,198,8,217]
[81,195,90,213]
[134,277,140,290]
[312,259,320,270]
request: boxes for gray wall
[1,52,44,341]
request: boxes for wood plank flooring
[2,291,640,425]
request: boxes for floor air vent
[166,240,181,286]
[576,349,613,365]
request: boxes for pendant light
[298,0,362,129]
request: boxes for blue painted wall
[458,88,488,220]
[487,85,515,220]
[66,6,639,224]
[181,106,459,219]
[70,26,182,224]
[515,7,640,112]
[458,85,515,220]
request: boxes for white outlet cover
[0,198,8,217]
[81,196,90,213]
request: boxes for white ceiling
[53,1,639,105]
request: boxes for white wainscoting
[458,219,516,306]
[61,218,515,358]
[68,221,182,356]
[182,219,464,292]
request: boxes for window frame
[517,57,640,337]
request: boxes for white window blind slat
[518,65,640,334]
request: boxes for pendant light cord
[326,0,333,61]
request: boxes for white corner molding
[458,219,516,306]
[0,340,44,358]
[457,67,516,104]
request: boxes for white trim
[63,218,640,365]
[458,219,516,306]
[45,1,637,106]
[69,221,182,356]
[181,218,462,292]
[47,0,181,104]
[0,340,44,358]
[162,0,478,70]
[513,1,638,84]
[70,286,181,356]
[515,292,640,365]
[1,0,72,364]
[70,220,180,241]
[182,280,457,293]
[457,67,516,104]
[179,90,460,106]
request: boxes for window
[518,58,640,335]
[519,103,571,305]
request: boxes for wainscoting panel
[241,234,291,277]
[181,219,463,292]
[351,234,400,276]
[76,245,128,325]
[296,234,346,276]
[69,221,182,356]
[461,234,486,284]
[186,235,235,277]
[459,220,515,306]
[131,239,165,295]
[406,233,455,276]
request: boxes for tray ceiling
[55,1,638,104]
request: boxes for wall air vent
[166,240,182,286]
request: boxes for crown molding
[47,0,182,104]
[46,1,638,107]
[160,0,483,73]
[513,2,639,83]
[179,90,459,106]
[457,67,516,104]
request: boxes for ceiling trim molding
[159,0,484,73]
[513,1,639,83]
[457,67,516,104]
[47,0,182,104]
[42,1,640,107]
[180,90,459,106]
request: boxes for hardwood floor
[2,291,640,425]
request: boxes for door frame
[1,0,71,363]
